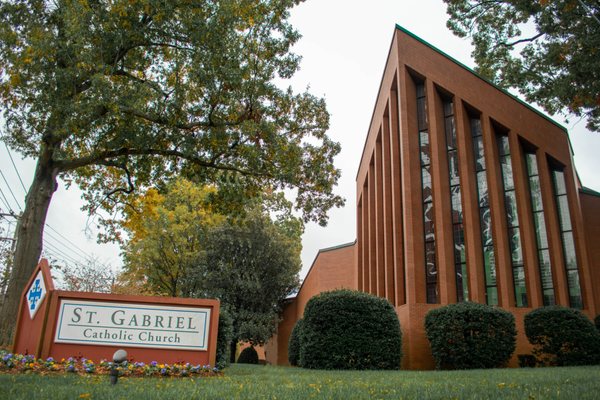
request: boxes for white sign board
[54,299,211,351]
[27,270,47,319]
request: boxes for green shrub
[595,315,600,332]
[299,289,402,370]
[216,307,234,369]
[237,346,259,364]
[288,318,304,366]
[425,302,516,370]
[524,306,600,366]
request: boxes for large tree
[0,0,343,345]
[119,179,301,361]
[444,0,600,131]
[191,206,301,363]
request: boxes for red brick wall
[581,192,600,313]
[353,26,599,369]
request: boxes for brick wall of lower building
[580,191,600,313]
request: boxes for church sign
[12,260,220,365]
[54,300,211,350]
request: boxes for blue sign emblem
[26,271,47,318]
[28,279,43,310]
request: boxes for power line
[577,0,600,26]
[40,248,73,269]
[42,237,114,283]
[0,187,14,213]
[3,143,27,195]
[0,215,113,270]
[43,224,114,272]
[0,169,22,212]
[0,209,109,271]
[43,230,91,265]
[45,224,98,262]
[42,238,85,268]
[0,145,113,270]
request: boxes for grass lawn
[1,364,599,399]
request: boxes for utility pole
[0,212,19,302]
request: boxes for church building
[265,25,600,370]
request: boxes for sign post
[12,259,54,358]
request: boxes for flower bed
[0,351,221,377]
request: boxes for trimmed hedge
[425,302,516,370]
[288,318,304,366]
[524,306,600,366]
[299,289,402,370]
[216,307,234,369]
[237,346,259,364]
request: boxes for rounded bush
[237,346,259,364]
[425,302,516,369]
[288,318,304,366]
[524,306,600,366]
[595,315,600,332]
[299,289,402,370]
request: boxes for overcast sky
[1,0,599,281]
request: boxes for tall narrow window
[471,117,498,305]
[417,83,438,303]
[552,168,583,309]
[497,135,527,307]
[443,99,468,302]
[526,152,555,305]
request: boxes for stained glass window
[444,98,468,302]
[417,83,438,304]
[552,168,582,309]
[497,134,527,307]
[526,155,556,306]
[471,117,497,305]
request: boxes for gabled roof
[580,186,600,198]
[288,240,356,299]
[394,24,568,134]
[356,25,574,182]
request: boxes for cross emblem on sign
[28,279,43,310]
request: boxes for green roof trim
[318,241,356,253]
[394,24,571,137]
[580,186,600,197]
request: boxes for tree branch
[499,32,544,47]
[118,106,213,130]
[465,0,503,14]
[147,41,194,51]
[57,146,273,180]
[100,161,135,200]
[112,69,169,97]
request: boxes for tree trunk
[0,153,59,346]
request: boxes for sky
[1,0,599,281]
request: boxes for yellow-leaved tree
[119,179,223,297]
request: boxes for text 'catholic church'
[264,26,600,370]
